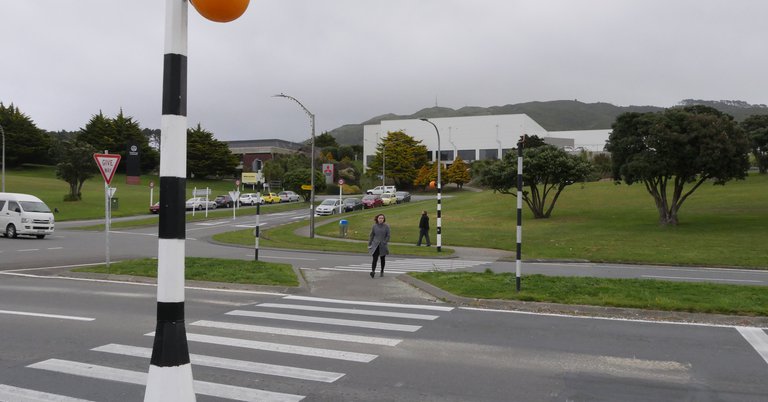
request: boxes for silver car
[278,191,300,202]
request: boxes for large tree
[0,103,52,167]
[607,105,750,225]
[740,114,768,174]
[50,139,98,200]
[77,110,159,173]
[474,143,592,219]
[187,124,238,178]
[368,130,428,190]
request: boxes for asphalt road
[2,206,768,400]
[1,274,768,401]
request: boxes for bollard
[339,219,348,238]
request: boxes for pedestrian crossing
[317,257,492,274]
[1,295,454,401]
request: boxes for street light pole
[274,93,316,238]
[420,118,442,252]
[0,124,5,192]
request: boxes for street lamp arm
[273,93,315,120]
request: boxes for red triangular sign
[94,153,122,185]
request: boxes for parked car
[395,191,411,204]
[185,197,217,210]
[361,194,383,209]
[239,193,262,206]
[149,202,160,214]
[278,191,300,203]
[263,192,281,204]
[366,185,397,195]
[343,197,363,212]
[380,192,397,206]
[214,194,237,208]
[315,198,342,215]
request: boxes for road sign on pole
[93,153,122,185]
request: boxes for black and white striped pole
[254,193,260,261]
[420,119,442,252]
[515,136,524,292]
[145,0,193,399]
[146,2,250,399]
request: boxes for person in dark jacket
[417,210,431,246]
[368,213,390,278]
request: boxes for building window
[366,155,374,166]
[439,150,454,161]
[457,149,475,161]
[502,148,514,157]
[479,149,498,160]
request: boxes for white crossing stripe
[146,332,377,363]
[28,359,303,402]
[0,384,94,402]
[284,295,454,311]
[227,310,422,332]
[0,309,94,321]
[326,258,490,273]
[191,320,402,346]
[257,303,440,320]
[736,327,768,366]
[94,344,344,383]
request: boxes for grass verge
[73,257,299,286]
[411,271,768,316]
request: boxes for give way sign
[93,153,122,185]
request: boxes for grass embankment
[73,257,298,286]
[411,271,768,316]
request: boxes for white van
[0,193,55,239]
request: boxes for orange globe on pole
[190,0,250,23]
[429,180,436,189]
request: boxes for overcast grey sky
[2,0,766,142]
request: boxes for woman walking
[368,213,390,278]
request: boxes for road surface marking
[227,310,422,332]
[0,309,94,321]
[257,303,440,320]
[641,275,763,283]
[94,343,344,382]
[46,247,64,250]
[316,267,409,274]
[284,295,454,311]
[0,384,93,402]
[191,320,402,346]
[146,332,377,363]
[17,248,39,252]
[736,327,768,366]
[28,359,304,402]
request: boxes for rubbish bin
[110,197,119,210]
[339,219,348,238]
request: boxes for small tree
[368,131,428,190]
[187,124,238,178]
[607,105,750,225]
[51,139,97,201]
[474,144,592,218]
[445,157,471,188]
[741,114,768,174]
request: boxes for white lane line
[317,267,408,274]
[17,249,40,252]
[257,303,439,320]
[227,310,422,332]
[191,320,402,346]
[736,327,768,366]
[1,262,111,272]
[94,344,344,383]
[0,384,94,402]
[641,275,763,283]
[47,247,64,250]
[109,230,157,237]
[145,332,376,363]
[28,359,304,402]
[261,255,316,261]
[0,309,94,321]
[284,295,454,311]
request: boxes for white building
[363,114,610,170]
